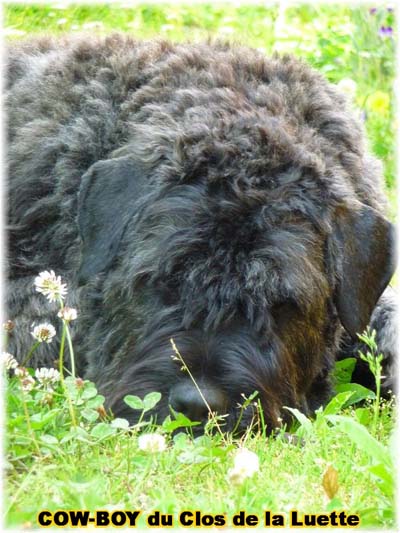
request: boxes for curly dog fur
[6,35,396,431]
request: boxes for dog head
[77,124,395,432]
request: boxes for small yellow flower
[138,433,167,453]
[367,91,390,114]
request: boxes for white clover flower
[138,433,167,453]
[2,352,19,371]
[15,367,35,392]
[57,307,78,322]
[31,323,57,343]
[34,270,67,302]
[227,448,260,485]
[337,78,357,99]
[14,367,27,377]
[35,367,61,388]
[40,392,55,406]
[21,375,35,392]
[3,320,15,332]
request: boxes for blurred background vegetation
[5,3,396,213]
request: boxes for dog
[6,35,396,432]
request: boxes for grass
[5,410,395,527]
[4,274,397,529]
[4,3,397,530]
[4,365,396,529]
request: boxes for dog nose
[169,380,226,422]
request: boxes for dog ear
[334,204,396,337]
[77,156,149,284]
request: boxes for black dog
[6,35,396,432]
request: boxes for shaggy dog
[6,35,396,432]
